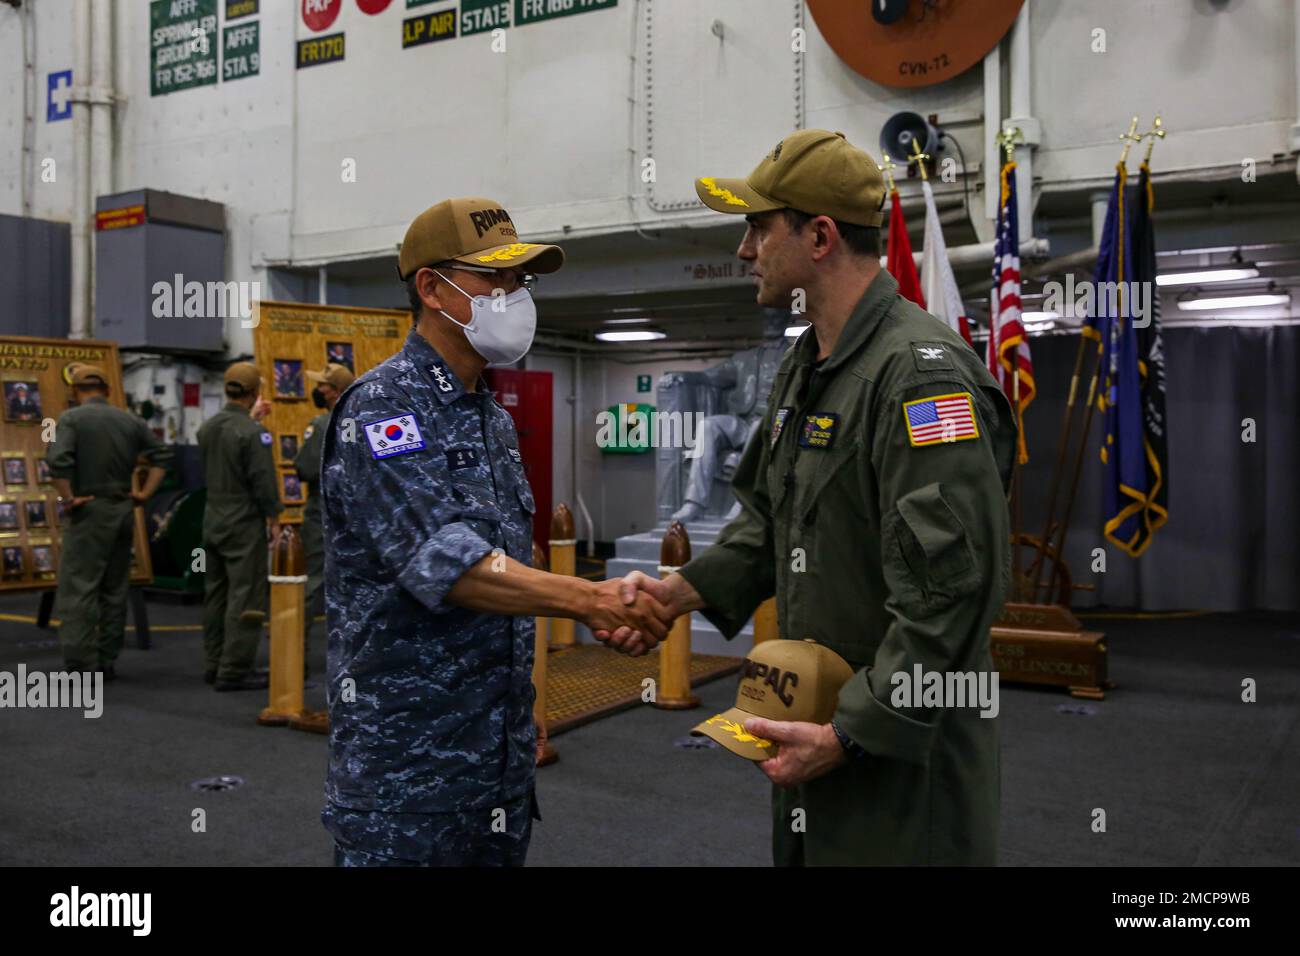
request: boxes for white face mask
[434,270,537,367]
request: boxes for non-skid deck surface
[545,645,741,735]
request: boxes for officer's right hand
[62,495,95,513]
[584,578,673,654]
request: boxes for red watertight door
[485,368,552,548]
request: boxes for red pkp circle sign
[302,0,341,32]
[356,0,393,13]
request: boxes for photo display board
[0,336,153,593]
[251,301,409,523]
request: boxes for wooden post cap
[531,540,548,572]
[661,521,691,565]
[271,525,305,577]
[549,503,575,540]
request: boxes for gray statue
[665,311,792,523]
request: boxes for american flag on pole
[986,159,1035,463]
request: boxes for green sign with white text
[515,0,616,27]
[462,0,510,35]
[222,20,259,81]
[150,0,219,96]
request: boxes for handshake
[581,571,705,657]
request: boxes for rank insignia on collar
[507,447,522,463]
[446,447,479,470]
[797,412,839,449]
[771,407,792,448]
[428,363,454,393]
[911,341,956,371]
[365,413,426,459]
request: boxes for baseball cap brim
[694,177,785,216]
[690,706,777,761]
[451,242,565,274]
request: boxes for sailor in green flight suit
[598,130,1017,865]
[197,362,283,691]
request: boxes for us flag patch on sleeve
[365,413,426,459]
[902,392,979,447]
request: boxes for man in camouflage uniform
[48,364,173,676]
[601,131,1016,865]
[321,197,672,866]
[295,362,355,661]
[197,362,282,691]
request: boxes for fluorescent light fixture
[785,323,810,338]
[1156,267,1259,287]
[601,317,653,325]
[594,329,667,343]
[1021,311,1060,323]
[1177,293,1290,311]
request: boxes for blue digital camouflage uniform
[319,328,539,866]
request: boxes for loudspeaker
[879,112,941,163]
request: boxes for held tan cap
[695,129,887,227]
[398,197,565,281]
[691,638,854,761]
[69,364,109,387]
[306,363,355,391]
[224,361,261,392]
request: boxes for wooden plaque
[0,336,153,593]
[991,602,1110,700]
[250,301,410,523]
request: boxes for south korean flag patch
[365,413,426,460]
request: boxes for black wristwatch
[831,720,868,759]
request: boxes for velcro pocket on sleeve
[885,482,981,614]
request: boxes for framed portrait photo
[273,359,305,400]
[325,341,355,372]
[279,433,300,462]
[0,499,18,533]
[2,455,28,487]
[29,541,56,579]
[3,379,42,423]
[36,457,52,485]
[1,544,24,578]
[24,498,49,530]
[281,471,304,504]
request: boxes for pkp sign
[302,0,341,32]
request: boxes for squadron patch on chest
[770,407,792,448]
[364,413,426,459]
[797,413,839,449]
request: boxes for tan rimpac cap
[692,638,854,761]
[224,361,261,391]
[306,363,355,391]
[398,197,566,281]
[695,129,887,227]
[69,364,109,386]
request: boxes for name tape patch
[365,414,426,459]
[797,413,839,449]
[446,447,479,471]
[902,392,978,447]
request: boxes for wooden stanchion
[258,527,324,730]
[752,597,778,645]
[531,541,558,767]
[653,521,699,710]
[547,503,577,649]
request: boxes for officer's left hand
[251,396,272,422]
[744,718,846,787]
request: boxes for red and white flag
[886,190,926,308]
[920,180,973,346]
